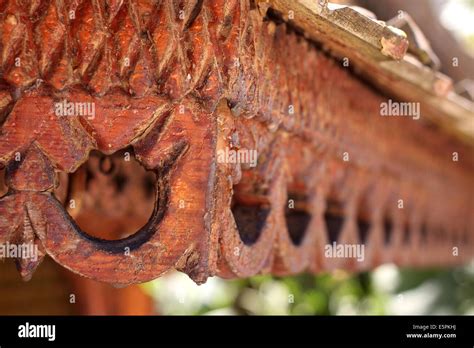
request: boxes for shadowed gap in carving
[384,218,393,246]
[0,167,7,197]
[232,203,270,245]
[324,200,345,243]
[356,197,371,245]
[230,156,273,246]
[402,223,411,245]
[420,224,428,245]
[53,147,156,241]
[285,192,311,246]
[357,219,370,244]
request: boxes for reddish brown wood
[0,0,472,285]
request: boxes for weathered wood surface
[256,0,474,144]
[0,0,473,285]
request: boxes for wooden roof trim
[256,0,474,145]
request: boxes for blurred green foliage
[143,261,474,315]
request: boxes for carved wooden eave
[0,0,473,286]
[256,0,474,144]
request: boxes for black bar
[0,315,472,346]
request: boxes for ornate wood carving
[0,0,473,285]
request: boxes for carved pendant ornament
[0,0,473,286]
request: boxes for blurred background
[143,262,474,315]
[1,259,473,315]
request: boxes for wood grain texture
[0,0,472,284]
[256,0,474,144]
